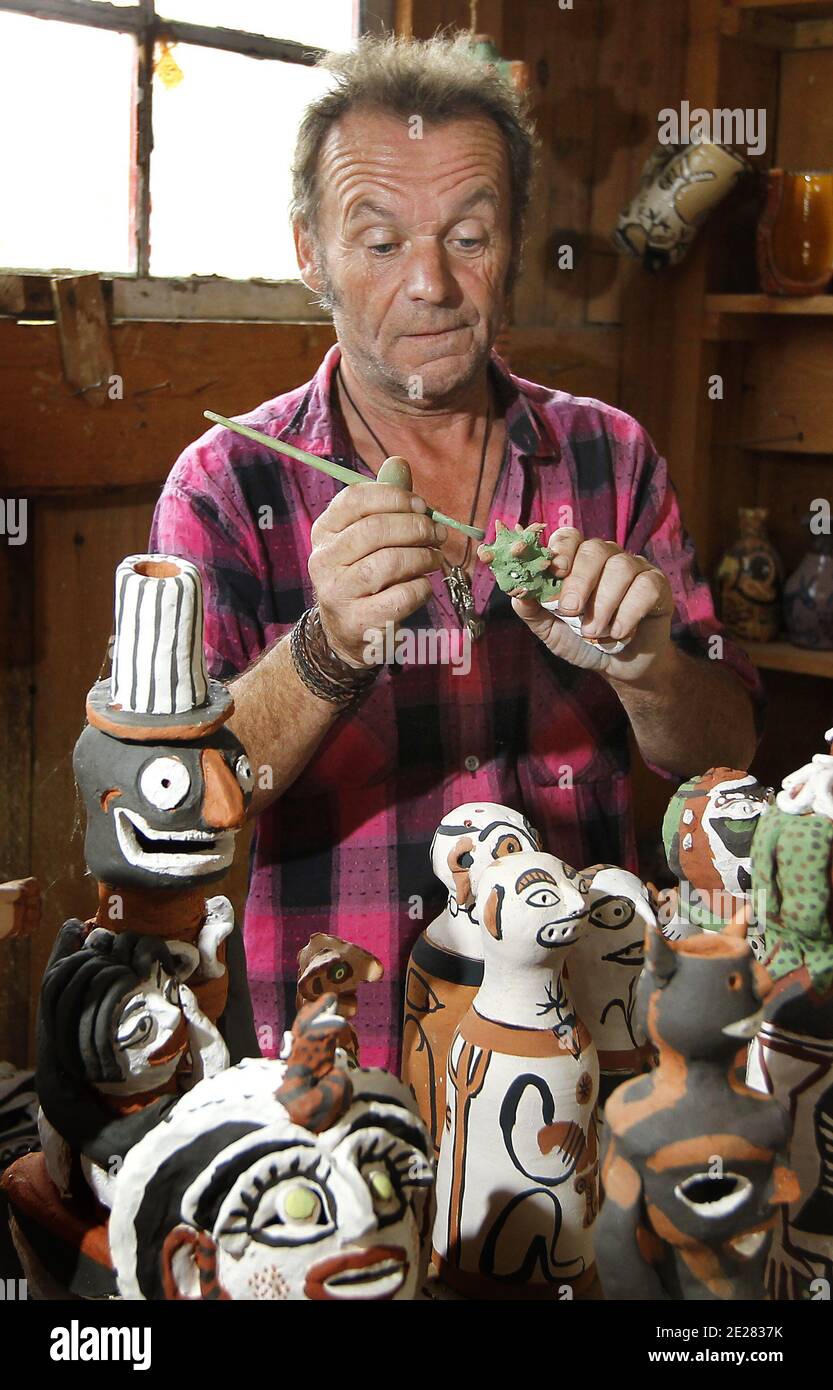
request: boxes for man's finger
[340,546,443,599]
[609,570,673,640]
[581,553,651,637]
[546,527,582,578]
[358,577,436,629]
[318,511,445,566]
[557,538,619,615]
[310,482,427,545]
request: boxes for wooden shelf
[722,1,833,48]
[739,639,833,677]
[706,293,833,316]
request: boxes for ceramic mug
[757,169,833,296]
[614,140,750,271]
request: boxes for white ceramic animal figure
[568,865,655,1106]
[401,803,541,1153]
[432,852,600,1299]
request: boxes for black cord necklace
[335,361,490,641]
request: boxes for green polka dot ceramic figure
[748,730,833,1299]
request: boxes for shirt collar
[280,341,559,465]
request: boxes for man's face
[296,108,513,404]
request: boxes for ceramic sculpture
[747,736,833,1297]
[716,508,782,643]
[783,525,833,651]
[432,851,599,1298]
[661,768,773,957]
[108,994,435,1300]
[568,864,655,1105]
[596,923,797,1301]
[477,521,625,653]
[296,932,383,1063]
[401,802,541,1154]
[1,553,255,1297]
[757,169,833,297]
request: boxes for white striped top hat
[86,554,233,741]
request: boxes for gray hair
[290,32,539,299]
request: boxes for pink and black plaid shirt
[150,343,763,1070]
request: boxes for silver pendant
[444,566,485,642]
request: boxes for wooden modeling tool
[203,410,486,541]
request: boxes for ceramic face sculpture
[36,923,228,1205]
[432,852,600,1298]
[401,802,541,1154]
[108,996,435,1300]
[747,740,833,1297]
[662,768,773,957]
[568,865,654,1104]
[596,925,797,1301]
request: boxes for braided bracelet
[290,604,381,707]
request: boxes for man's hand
[511,526,675,684]
[308,478,447,667]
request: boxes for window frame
[0,0,395,321]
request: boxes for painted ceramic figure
[596,924,797,1301]
[478,521,625,654]
[716,508,782,643]
[108,995,435,1301]
[432,852,599,1298]
[569,864,654,1104]
[614,140,749,271]
[661,767,773,958]
[296,932,383,1063]
[401,801,541,1153]
[783,527,833,651]
[748,735,833,1297]
[1,554,255,1297]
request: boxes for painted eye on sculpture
[525,887,560,908]
[221,1164,337,1251]
[509,568,523,580]
[235,755,254,794]
[139,756,190,811]
[118,1011,155,1048]
[494,833,524,858]
[589,895,636,930]
[357,1151,407,1228]
[727,972,743,992]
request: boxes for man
[150,34,761,1071]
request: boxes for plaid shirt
[150,342,763,1071]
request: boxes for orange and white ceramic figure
[569,865,655,1105]
[401,802,541,1153]
[432,852,599,1299]
[109,997,435,1301]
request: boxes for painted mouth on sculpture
[304,1246,409,1300]
[602,940,644,967]
[114,808,236,876]
[675,1172,752,1219]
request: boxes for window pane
[156,0,356,49]
[149,44,336,279]
[0,14,135,273]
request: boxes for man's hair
[290,32,539,298]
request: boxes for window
[0,1,366,310]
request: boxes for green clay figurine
[477,521,562,603]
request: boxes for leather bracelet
[290,604,381,706]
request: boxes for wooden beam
[0,274,332,325]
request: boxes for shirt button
[464,755,480,773]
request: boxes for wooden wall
[0,0,755,1062]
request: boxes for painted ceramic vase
[757,170,833,297]
[432,852,600,1298]
[0,554,256,1298]
[747,740,833,1298]
[716,508,782,643]
[596,924,797,1301]
[568,864,654,1105]
[661,768,774,958]
[614,140,749,271]
[783,532,833,651]
[401,802,541,1154]
[107,995,435,1300]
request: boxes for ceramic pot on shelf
[715,507,783,643]
[757,170,833,297]
[783,529,833,651]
